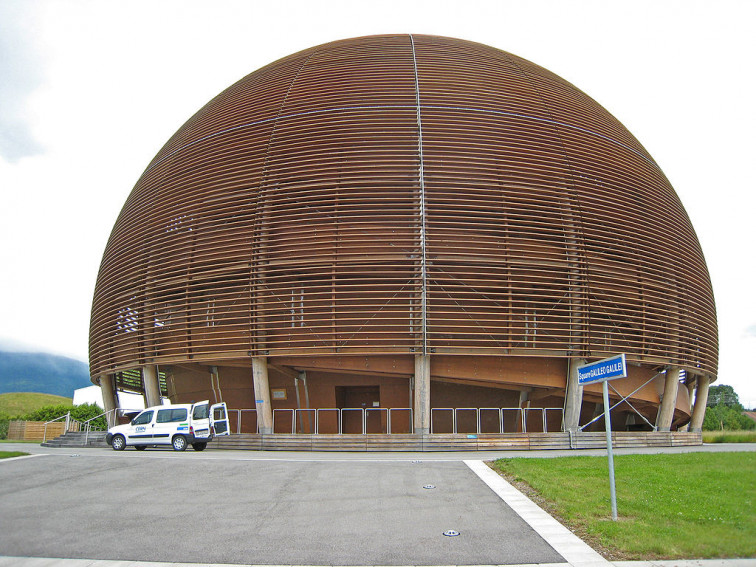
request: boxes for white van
[105,401,230,451]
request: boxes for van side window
[193,405,208,420]
[157,408,188,423]
[171,408,188,422]
[156,408,187,423]
[155,408,186,423]
[132,410,153,425]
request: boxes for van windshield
[192,405,208,420]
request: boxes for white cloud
[0,0,755,405]
[0,3,47,161]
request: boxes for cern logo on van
[577,354,627,385]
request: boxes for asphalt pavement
[1,442,754,567]
[0,449,564,565]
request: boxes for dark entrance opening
[335,386,382,433]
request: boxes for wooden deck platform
[209,431,702,452]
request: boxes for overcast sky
[1,0,754,406]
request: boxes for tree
[707,384,740,407]
[702,384,754,431]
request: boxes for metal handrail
[82,409,117,444]
[43,412,83,443]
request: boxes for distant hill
[0,351,92,397]
[0,392,72,417]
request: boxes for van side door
[128,410,155,443]
[153,407,189,445]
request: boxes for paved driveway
[0,451,563,565]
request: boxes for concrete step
[41,431,109,448]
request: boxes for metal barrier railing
[295,409,316,433]
[502,408,524,432]
[521,407,565,433]
[365,407,389,434]
[430,407,564,434]
[269,407,414,434]
[43,412,83,443]
[316,408,340,434]
[273,408,295,434]
[228,409,258,434]
[262,407,564,435]
[388,407,413,434]
[430,408,456,434]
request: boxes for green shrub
[21,402,106,430]
[0,411,10,440]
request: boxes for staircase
[41,431,109,448]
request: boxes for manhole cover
[443,530,460,537]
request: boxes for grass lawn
[0,451,29,459]
[703,430,756,443]
[492,452,755,560]
[0,392,72,417]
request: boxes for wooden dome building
[90,35,717,440]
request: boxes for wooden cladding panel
[90,34,717,379]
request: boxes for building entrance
[335,386,381,433]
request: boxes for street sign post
[577,354,627,521]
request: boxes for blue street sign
[577,354,627,385]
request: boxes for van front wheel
[111,434,126,451]
[172,435,187,451]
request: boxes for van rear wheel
[192,442,207,451]
[172,435,187,451]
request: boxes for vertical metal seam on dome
[252,50,316,355]
[409,34,428,355]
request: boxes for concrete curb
[464,460,609,567]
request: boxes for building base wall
[209,431,703,452]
